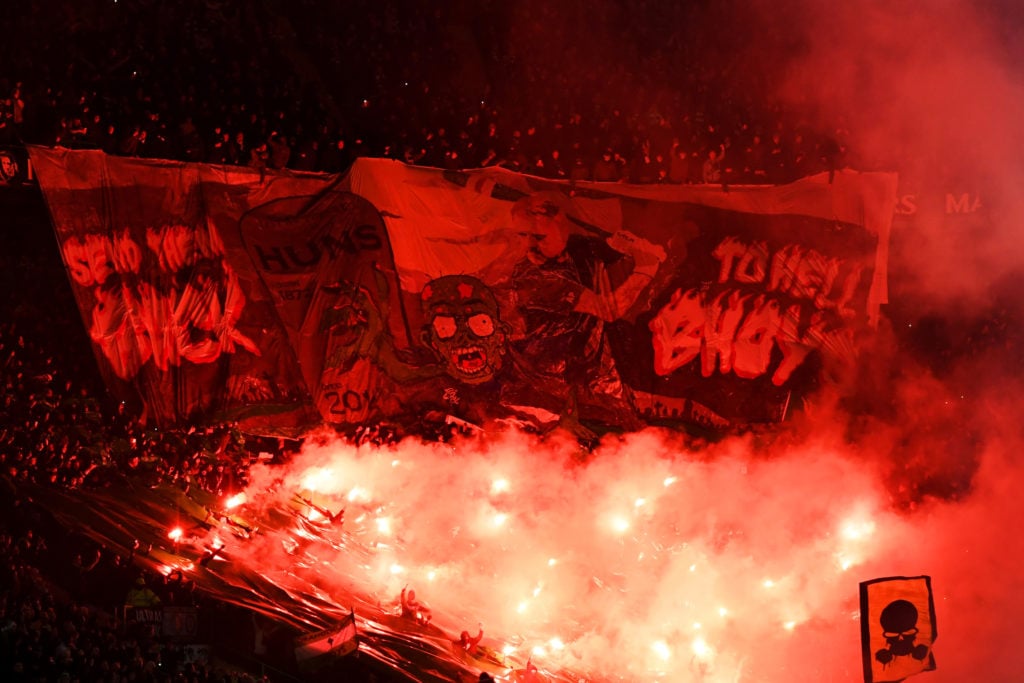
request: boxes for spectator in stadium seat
[125,575,161,608]
[743,133,768,182]
[629,142,662,184]
[249,140,270,171]
[592,148,619,182]
[668,141,691,184]
[227,130,248,166]
[268,132,291,169]
[400,586,431,625]
[454,626,484,656]
[702,144,725,184]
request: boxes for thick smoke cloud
[764,0,1024,309]
[742,1,1024,680]
[220,405,1022,682]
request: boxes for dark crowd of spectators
[0,492,254,683]
[0,0,851,186]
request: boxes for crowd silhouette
[0,0,851,185]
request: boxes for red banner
[30,148,896,436]
[30,149,324,432]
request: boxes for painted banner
[859,576,938,682]
[30,148,327,433]
[237,188,423,426]
[30,148,896,436]
[349,161,896,433]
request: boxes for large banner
[31,148,896,436]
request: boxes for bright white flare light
[347,486,370,502]
[836,553,854,571]
[229,425,907,682]
[841,518,876,540]
[224,492,246,509]
[692,636,713,660]
[302,467,337,492]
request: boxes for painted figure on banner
[414,274,561,432]
[316,269,441,426]
[240,190,440,430]
[506,192,666,431]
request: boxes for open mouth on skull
[451,345,489,375]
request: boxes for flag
[860,575,937,682]
[294,611,358,664]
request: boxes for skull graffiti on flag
[860,575,938,683]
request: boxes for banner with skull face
[31,148,897,436]
[352,162,897,433]
[859,575,937,682]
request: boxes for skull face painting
[859,575,937,683]
[420,275,508,385]
[875,599,931,665]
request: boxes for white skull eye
[467,313,495,337]
[883,627,918,639]
[432,316,457,339]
